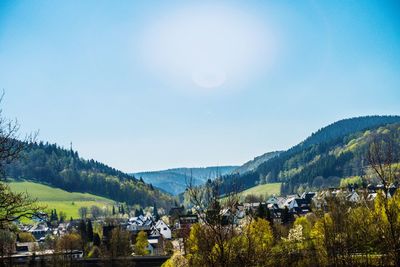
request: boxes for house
[127,215,154,232]
[178,215,198,229]
[147,236,164,256]
[28,223,49,240]
[346,191,360,203]
[153,220,171,239]
[15,242,38,253]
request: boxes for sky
[0,0,399,172]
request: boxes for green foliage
[0,230,16,257]
[17,232,35,242]
[220,116,400,195]
[110,227,132,257]
[87,246,102,258]
[239,183,281,199]
[6,142,175,209]
[134,231,149,256]
[9,181,115,220]
[340,176,363,188]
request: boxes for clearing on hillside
[9,181,115,219]
[240,183,281,198]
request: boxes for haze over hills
[218,115,400,196]
[134,166,238,195]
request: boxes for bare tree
[0,93,36,179]
[0,93,42,228]
[367,133,400,266]
[367,134,399,197]
[185,172,242,267]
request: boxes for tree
[87,219,94,242]
[0,94,36,178]
[0,183,42,228]
[78,207,88,220]
[153,203,160,221]
[109,227,132,257]
[134,231,149,256]
[256,203,266,219]
[367,134,400,266]
[57,233,82,253]
[185,175,241,267]
[0,229,16,258]
[18,232,35,242]
[59,211,66,223]
[93,233,101,247]
[78,219,87,244]
[88,246,102,258]
[90,205,102,219]
[0,95,42,228]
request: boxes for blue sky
[0,0,399,172]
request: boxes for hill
[239,183,281,198]
[234,151,281,175]
[9,181,114,219]
[6,142,175,209]
[135,166,238,195]
[219,115,400,195]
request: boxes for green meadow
[239,183,281,198]
[8,181,115,219]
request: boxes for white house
[154,220,171,239]
[346,191,360,203]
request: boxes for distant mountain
[6,142,175,209]
[134,166,238,195]
[234,151,281,175]
[218,115,400,196]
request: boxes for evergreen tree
[138,208,144,217]
[265,206,272,224]
[87,219,94,242]
[121,204,125,215]
[53,209,58,221]
[134,209,140,217]
[256,203,266,219]
[153,203,160,221]
[93,233,101,247]
[281,206,292,225]
[79,219,88,243]
[112,205,116,216]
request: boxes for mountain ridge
[219,115,400,195]
[134,166,238,195]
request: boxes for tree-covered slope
[6,142,175,209]
[219,115,400,195]
[9,181,114,219]
[134,166,238,195]
[234,151,281,175]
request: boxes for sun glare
[138,4,277,90]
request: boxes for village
[4,182,398,266]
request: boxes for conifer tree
[79,219,88,243]
[87,219,94,242]
[153,203,160,221]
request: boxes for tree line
[6,141,175,209]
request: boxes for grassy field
[240,183,281,198]
[8,181,115,219]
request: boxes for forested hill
[233,151,281,175]
[219,115,400,196]
[6,142,175,209]
[135,166,238,195]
